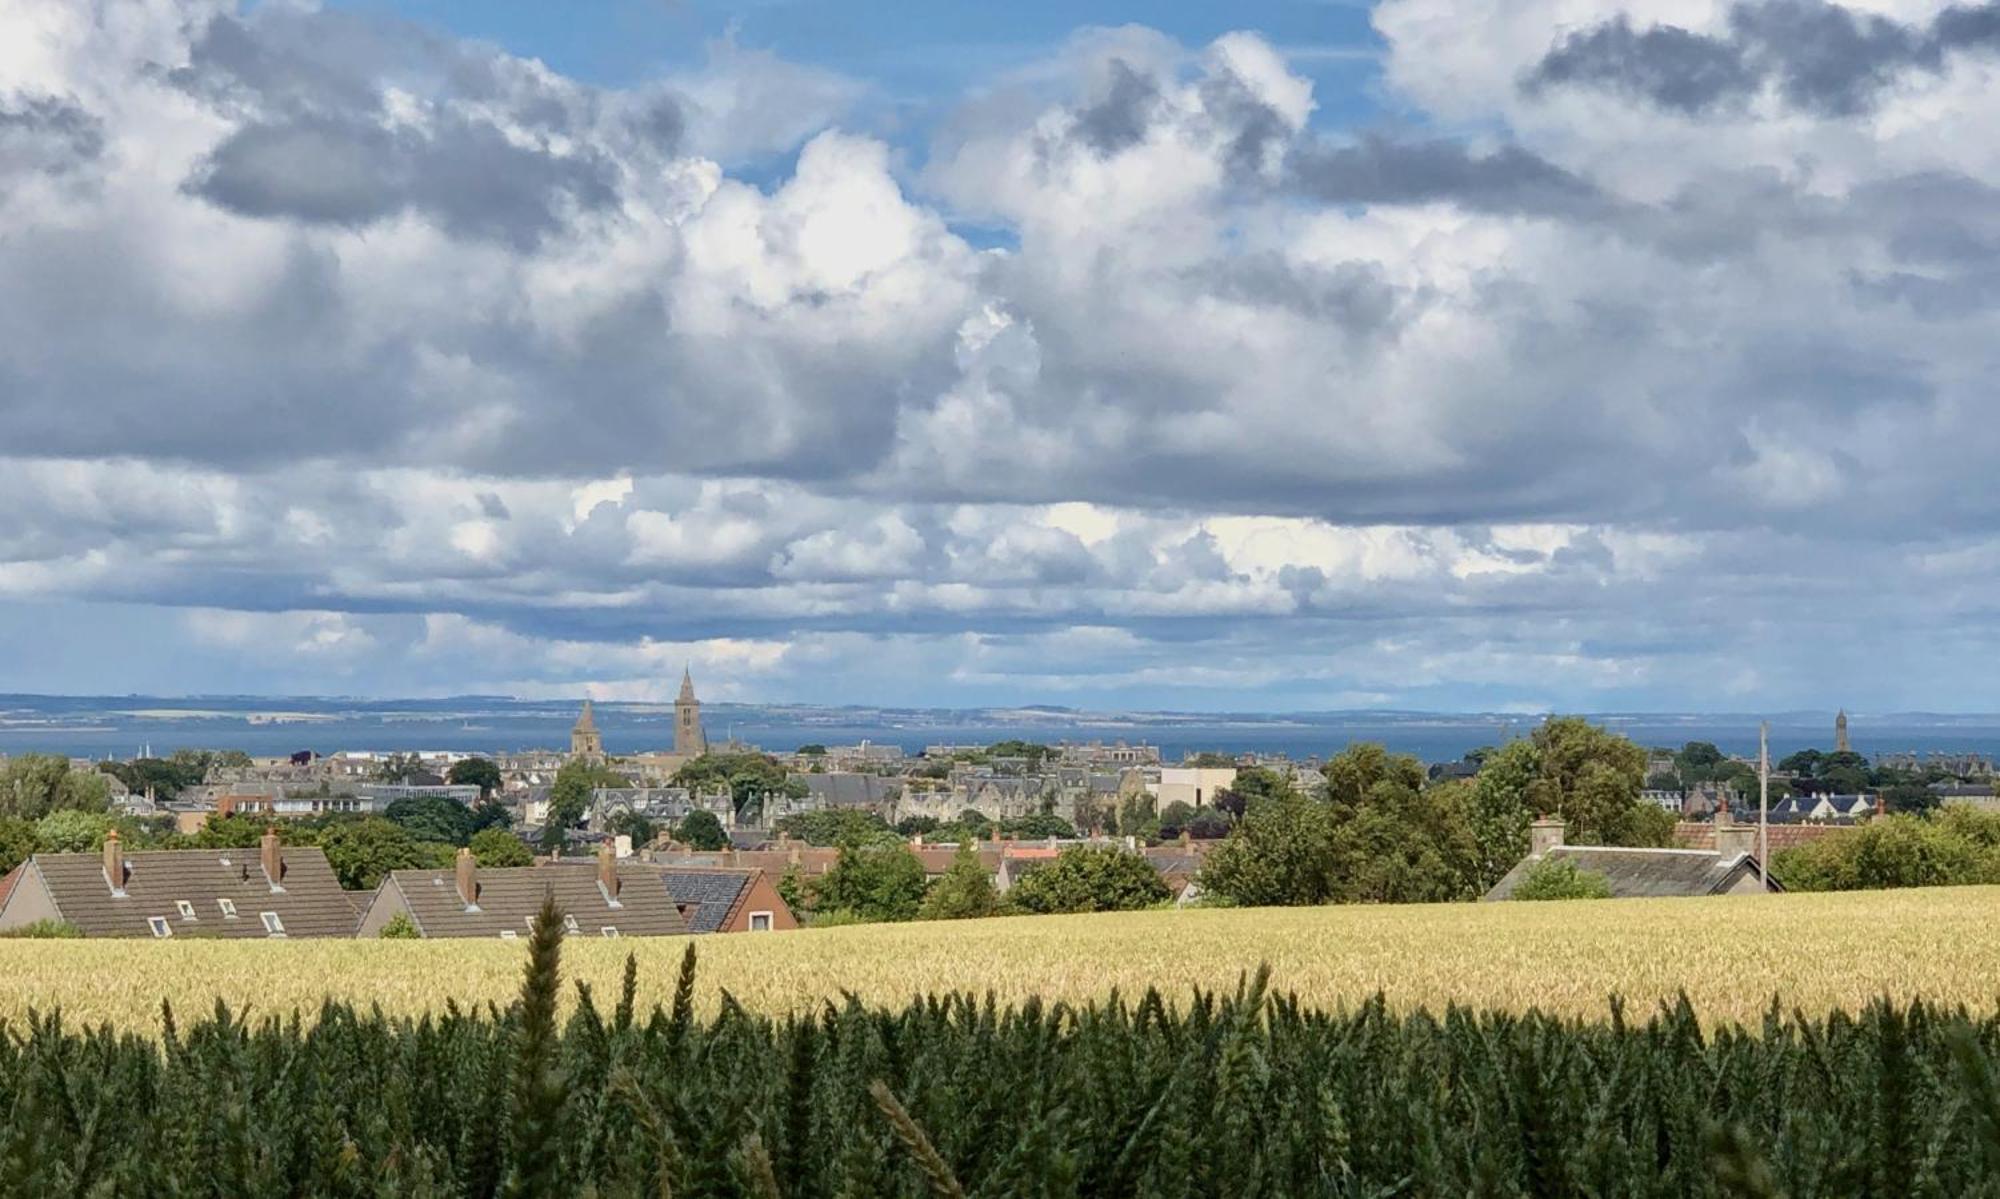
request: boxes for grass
[2,886,1996,1031]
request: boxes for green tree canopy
[375,753,426,784]
[470,826,533,868]
[1467,719,1666,890]
[447,757,503,797]
[810,843,927,922]
[33,808,110,853]
[1,754,109,820]
[384,796,477,846]
[917,841,1003,920]
[1008,846,1168,914]
[319,817,444,890]
[673,752,805,820]
[0,817,37,875]
[675,809,729,851]
[604,809,656,848]
[999,813,1076,840]
[1511,857,1613,900]
[547,759,628,832]
[772,809,893,847]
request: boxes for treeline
[1775,805,2000,892]
[5,900,2000,1195]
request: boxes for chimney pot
[1529,816,1566,857]
[103,828,125,894]
[455,847,478,908]
[260,826,283,891]
[597,841,618,900]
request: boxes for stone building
[571,700,604,760]
[675,667,707,757]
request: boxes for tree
[448,757,503,797]
[810,843,928,922]
[1214,766,1288,817]
[469,799,513,833]
[773,809,894,847]
[1156,801,1197,838]
[378,912,420,939]
[1511,858,1612,900]
[1675,741,1725,780]
[604,809,656,848]
[1321,747,1481,904]
[1199,783,1337,907]
[470,826,533,868]
[917,841,1003,920]
[1185,752,1234,768]
[188,812,279,848]
[795,744,828,757]
[1,754,109,819]
[375,753,425,784]
[673,752,805,821]
[34,809,109,853]
[1466,718,1665,890]
[1773,808,2000,891]
[0,817,36,874]
[385,796,477,846]
[319,818,439,890]
[675,809,729,851]
[895,815,940,837]
[1008,846,1168,914]
[1000,813,1076,840]
[548,759,627,834]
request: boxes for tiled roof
[26,847,356,938]
[1674,822,1848,852]
[1485,846,1774,900]
[383,862,689,939]
[657,869,754,933]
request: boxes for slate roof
[380,862,690,939]
[19,846,357,938]
[799,773,899,807]
[1484,846,1778,900]
[658,868,755,933]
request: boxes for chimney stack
[1529,816,1566,857]
[260,826,284,891]
[597,841,619,900]
[1715,820,1757,862]
[103,828,126,895]
[455,847,478,908]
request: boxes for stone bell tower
[674,667,707,757]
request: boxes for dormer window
[176,900,197,920]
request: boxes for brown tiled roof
[0,864,18,907]
[1674,822,1849,852]
[26,847,357,938]
[382,862,690,939]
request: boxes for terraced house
[0,829,360,938]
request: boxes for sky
[3,0,2000,712]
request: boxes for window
[175,900,196,920]
[148,916,172,938]
[260,911,285,936]
[748,911,774,932]
[563,914,580,934]
[499,930,519,940]
[601,927,619,938]
[217,898,237,919]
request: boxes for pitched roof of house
[657,867,759,933]
[381,861,690,938]
[19,846,357,938]
[1674,821,1848,852]
[1484,846,1776,900]
[0,864,19,908]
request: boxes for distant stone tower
[570,699,604,759]
[675,667,707,757]
[1835,709,1850,754]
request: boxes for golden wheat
[3,887,1996,1032]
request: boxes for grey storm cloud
[186,113,620,245]
[1071,59,1159,155]
[0,93,104,180]
[1526,0,2000,116]
[1286,134,1609,217]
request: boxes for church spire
[678,665,697,703]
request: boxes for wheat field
[3,887,1996,1031]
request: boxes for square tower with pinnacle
[675,667,707,757]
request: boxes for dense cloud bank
[3,0,1999,709]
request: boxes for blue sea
[3,694,1997,765]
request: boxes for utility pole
[1758,720,1770,889]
